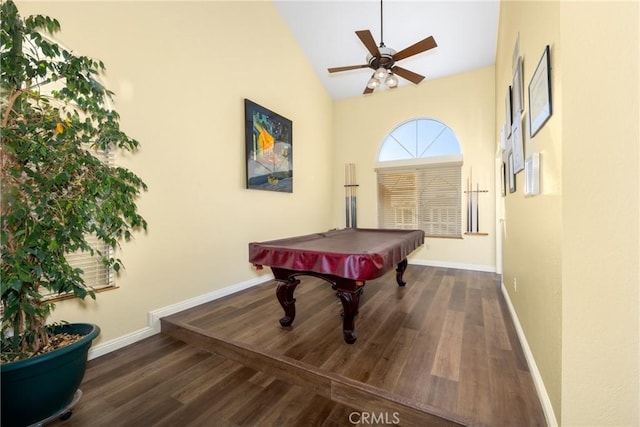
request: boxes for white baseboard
[88,326,157,360]
[87,275,272,360]
[500,282,559,427]
[147,275,273,331]
[410,258,496,273]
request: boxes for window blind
[45,146,116,299]
[377,163,462,238]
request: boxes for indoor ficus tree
[0,0,147,362]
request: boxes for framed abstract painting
[244,99,293,193]
[528,45,552,137]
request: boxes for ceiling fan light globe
[366,78,380,89]
[385,74,398,87]
[374,67,389,80]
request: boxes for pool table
[249,228,425,344]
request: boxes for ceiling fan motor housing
[367,46,396,69]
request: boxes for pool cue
[345,164,350,227]
[467,176,471,232]
[351,164,357,228]
[476,182,480,232]
[351,194,357,228]
[345,164,358,228]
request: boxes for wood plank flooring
[162,265,546,426]
[50,334,371,426]
[51,265,546,426]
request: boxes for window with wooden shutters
[377,119,463,238]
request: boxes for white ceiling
[274,1,500,100]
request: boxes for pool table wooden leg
[396,258,408,287]
[271,268,367,344]
[336,289,360,344]
[275,277,300,327]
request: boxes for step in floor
[161,265,546,427]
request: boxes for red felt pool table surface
[249,228,425,281]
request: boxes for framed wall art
[512,56,524,118]
[505,86,512,136]
[525,152,541,196]
[244,99,293,193]
[511,118,525,174]
[501,161,507,197]
[528,45,552,137]
[508,152,516,193]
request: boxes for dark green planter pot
[1,323,100,427]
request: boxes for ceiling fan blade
[328,64,370,73]
[391,66,425,84]
[355,30,381,57]
[392,36,437,61]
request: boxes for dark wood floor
[50,334,375,426]
[53,265,546,426]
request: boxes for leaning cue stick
[344,163,358,228]
[351,164,358,228]
[351,194,357,228]
[476,182,480,232]
[469,169,473,233]
[465,177,468,232]
[467,176,471,233]
[345,194,350,227]
[345,164,350,227]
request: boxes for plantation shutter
[377,163,462,238]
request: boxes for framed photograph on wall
[501,161,507,197]
[512,56,524,118]
[525,152,541,196]
[244,99,293,193]
[508,152,516,193]
[528,45,552,137]
[511,119,525,174]
[505,86,512,136]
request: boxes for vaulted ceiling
[274,1,500,100]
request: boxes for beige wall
[17,1,334,344]
[495,0,564,420]
[559,1,639,425]
[497,1,639,425]
[332,66,497,271]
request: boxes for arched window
[378,118,461,162]
[376,118,463,238]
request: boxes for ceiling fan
[327,0,438,95]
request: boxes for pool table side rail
[248,228,424,281]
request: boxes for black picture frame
[501,161,507,197]
[528,45,552,137]
[511,118,525,174]
[244,99,293,193]
[505,85,513,136]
